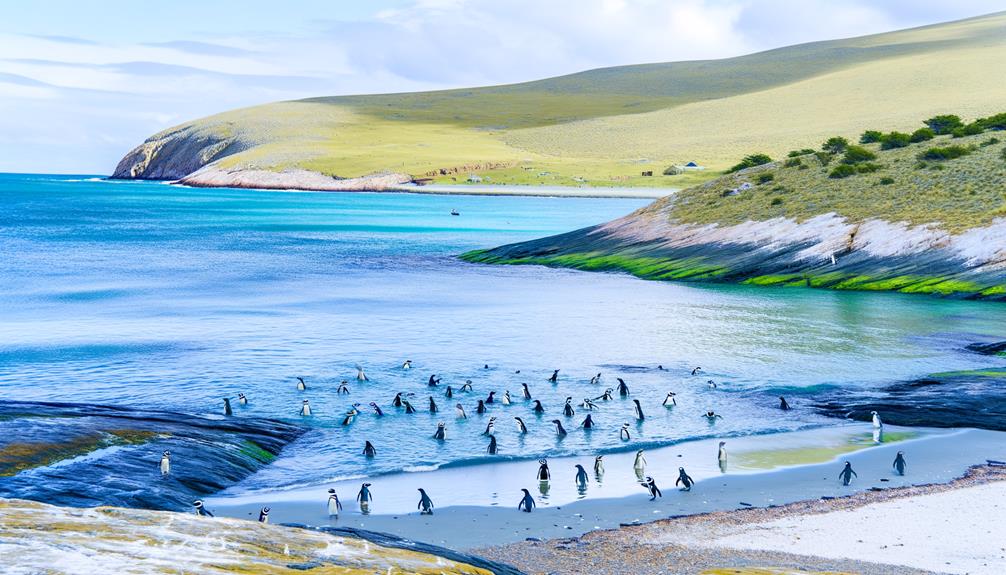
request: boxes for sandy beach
[389,183,674,199]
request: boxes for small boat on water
[450,209,460,216]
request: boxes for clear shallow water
[2,173,1006,495]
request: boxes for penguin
[393,393,404,407]
[337,382,350,394]
[476,400,487,414]
[428,374,440,387]
[663,392,677,407]
[445,386,454,399]
[532,400,545,414]
[223,397,233,416]
[632,399,645,421]
[551,419,568,437]
[159,451,171,475]
[193,500,214,517]
[633,449,647,472]
[483,417,497,436]
[428,396,439,413]
[893,451,907,476]
[643,476,662,500]
[460,381,474,392]
[574,464,589,489]
[402,360,412,370]
[355,365,368,382]
[581,397,597,410]
[871,410,883,429]
[341,404,360,426]
[238,393,248,406]
[589,373,601,385]
[402,399,416,414]
[563,397,575,417]
[486,391,496,404]
[487,435,498,454]
[296,377,307,391]
[417,488,434,515]
[617,378,629,396]
[455,403,468,419]
[717,441,727,464]
[363,441,377,458]
[548,369,559,383]
[691,367,702,375]
[518,488,536,512]
[484,364,489,369]
[521,383,532,400]
[779,396,791,410]
[593,455,605,476]
[433,422,447,440]
[369,402,384,416]
[514,416,528,434]
[597,388,614,401]
[676,467,695,491]
[502,391,512,405]
[536,459,551,481]
[581,414,595,429]
[704,411,723,423]
[300,399,312,416]
[707,380,717,389]
[620,423,631,441]
[839,461,858,485]
[356,483,373,511]
[657,365,666,371]
[258,507,270,523]
[327,489,342,517]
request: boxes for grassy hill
[115,11,1006,190]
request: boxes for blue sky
[1,0,1003,174]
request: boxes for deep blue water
[2,173,1006,495]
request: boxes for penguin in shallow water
[486,391,496,404]
[355,365,368,381]
[548,369,559,383]
[563,397,575,417]
[341,404,360,426]
[257,506,270,523]
[532,400,545,414]
[402,399,416,414]
[594,455,605,476]
[296,377,307,391]
[402,360,412,370]
[581,397,597,410]
[717,441,727,464]
[327,489,342,517]
[871,410,883,429]
[159,451,171,475]
[691,367,702,376]
[428,396,439,413]
[363,441,377,458]
[521,383,532,400]
[551,419,568,437]
[476,399,487,414]
[514,416,528,434]
[193,500,214,517]
[597,388,614,401]
[663,392,677,407]
[455,403,468,419]
[460,381,474,392]
[433,422,447,440]
[704,411,723,423]
[483,417,497,436]
[223,398,233,416]
[779,396,791,410]
[536,459,551,481]
[632,399,645,421]
[893,451,907,475]
[617,378,629,396]
[300,399,312,416]
[502,391,512,405]
[633,449,647,472]
[369,402,384,416]
[357,483,373,512]
[643,476,662,500]
[445,386,454,399]
[428,374,440,387]
[589,372,602,385]
[518,488,536,512]
[574,464,589,489]
[676,467,695,491]
[337,381,350,394]
[393,393,404,407]
[417,488,434,514]
[581,414,595,429]
[707,380,717,389]
[839,461,858,485]
[238,393,248,406]
[620,423,631,441]
[487,435,498,454]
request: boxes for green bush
[814,151,834,166]
[856,162,882,173]
[822,136,849,154]
[841,145,877,164]
[756,173,775,184]
[770,197,783,206]
[784,157,803,168]
[980,137,1000,147]
[976,112,1006,131]
[880,177,895,185]
[909,128,935,143]
[787,148,815,157]
[880,131,911,149]
[829,164,857,179]
[924,114,963,135]
[727,153,773,173]
[951,123,984,138]
[920,144,974,161]
[860,130,883,144]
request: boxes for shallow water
[2,173,1006,498]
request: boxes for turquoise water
[2,173,1006,495]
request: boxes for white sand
[391,183,673,199]
[663,481,1006,574]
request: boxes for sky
[1,0,1003,174]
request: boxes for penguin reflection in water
[518,489,536,512]
[357,483,373,513]
[839,461,858,485]
[327,489,342,517]
[676,467,695,491]
[642,476,662,500]
[417,488,434,515]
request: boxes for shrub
[841,145,877,164]
[880,131,911,149]
[880,177,895,185]
[920,144,974,161]
[951,123,984,138]
[756,173,775,184]
[909,128,935,143]
[924,114,963,135]
[727,153,773,173]
[814,151,834,166]
[856,162,882,173]
[663,165,682,175]
[829,164,857,178]
[784,157,803,168]
[976,112,1006,131]
[787,148,815,157]
[980,137,1000,147]
[770,197,784,206]
[860,130,883,144]
[822,136,849,154]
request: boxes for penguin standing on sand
[532,400,545,414]
[574,464,589,489]
[402,360,412,370]
[518,489,536,512]
[476,400,487,414]
[581,414,595,429]
[551,419,568,437]
[363,441,377,458]
[620,423,631,441]
[356,483,373,512]
[633,399,645,421]
[342,404,360,425]
[300,399,312,416]
[676,467,695,491]
[193,500,214,517]
[502,391,512,405]
[514,416,528,434]
[548,369,559,383]
[327,489,342,517]
[779,396,791,410]
[893,451,907,475]
[455,403,468,419]
[159,451,171,475]
[417,488,434,515]
[483,417,497,436]
[296,377,307,391]
[597,388,614,401]
[223,398,233,416]
[840,461,858,485]
[536,459,551,481]
[433,422,447,440]
[871,410,883,429]
[617,378,630,396]
[663,392,677,407]
[258,507,270,523]
[429,397,439,413]
[594,455,605,477]
[633,449,647,473]
[487,435,498,454]
[521,383,532,400]
[643,476,662,500]
[355,365,368,381]
[238,393,248,406]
